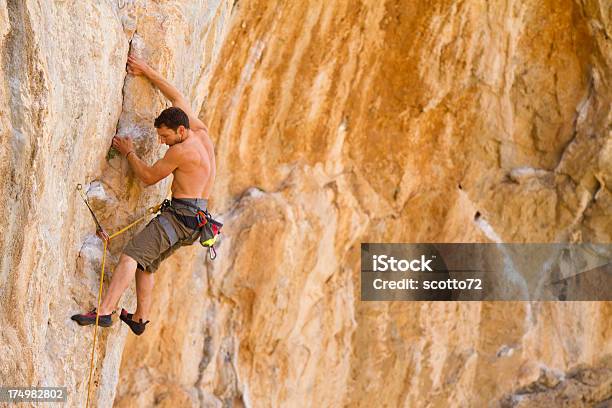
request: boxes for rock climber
[71,55,216,335]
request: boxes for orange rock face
[0,1,609,407]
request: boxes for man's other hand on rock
[112,135,135,157]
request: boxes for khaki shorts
[123,202,204,273]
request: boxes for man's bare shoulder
[164,143,187,163]
[192,127,214,149]
[192,127,209,140]
[166,143,184,154]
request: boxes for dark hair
[154,107,190,130]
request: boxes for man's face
[156,125,185,146]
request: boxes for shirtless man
[71,55,216,335]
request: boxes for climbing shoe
[119,308,149,336]
[71,308,114,327]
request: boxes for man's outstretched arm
[127,55,208,132]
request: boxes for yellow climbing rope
[76,184,162,408]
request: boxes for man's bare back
[170,128,216,200]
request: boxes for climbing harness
[76,184,163,408]
[158,198,223,260]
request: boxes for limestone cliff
[0,0,610,407]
